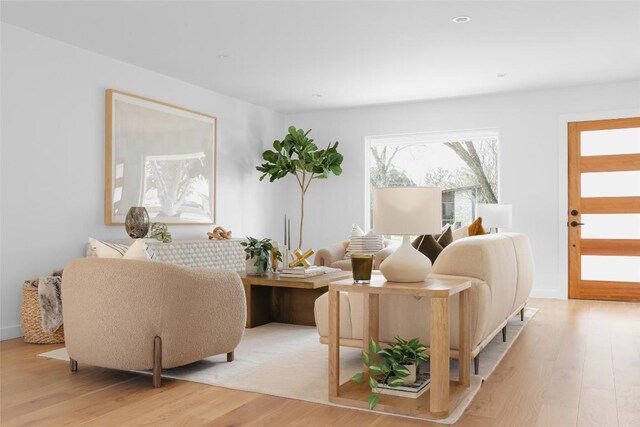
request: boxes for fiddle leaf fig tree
[257,126,344,248]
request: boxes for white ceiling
[2,1,639,113]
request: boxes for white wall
[284,80,640,299]
[0,24,285,339]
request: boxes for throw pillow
[345,225,383,258]
[468,217,487,236]
[437,224,453,248]
[451,225,469,241]
[87,238,129,258]
[411,234,443,264]
[123,239,154,260]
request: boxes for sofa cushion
[452,225,469,241]
[412,235,443,264]
[505,233,535,313]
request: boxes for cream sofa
[314,233,534,373]
[315,239,398,270]
[62,258,246,386]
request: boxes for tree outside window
[367,131,499,230]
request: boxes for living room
[1,1,639,426]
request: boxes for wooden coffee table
[240,271,352,328]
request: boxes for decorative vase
[125,207,150,238]
[402,363,417,385]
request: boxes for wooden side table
[328,274,472,419]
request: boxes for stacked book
[373,373,431,398]
[279,266,326,278]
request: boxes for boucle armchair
[62,258,246,387]
[314,240,398,270]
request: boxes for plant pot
[245,258,267,276]
[402,363,417,385]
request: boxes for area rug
[40,307,537,424]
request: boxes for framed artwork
[105,89,217,224]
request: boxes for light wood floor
[1,298,639,426]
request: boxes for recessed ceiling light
[452,16,471,24]
[311,93,322,98]
[497,73,508,78]
[217,54,230,59]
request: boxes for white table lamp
[476,203,512,233]
[373,187,442,282]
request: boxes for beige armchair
[314,240,398,270]
[62,258,246,387]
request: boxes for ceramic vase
[125,207,150,238]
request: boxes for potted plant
[241,237,281,276]
[147,222,172,243]
[351,337,429,409]
[381,336,429,384]
[256,126,343,248]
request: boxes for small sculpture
[207,226,232,240]
[289,248,315,268]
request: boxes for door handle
[570,221,584,227]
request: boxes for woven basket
[20,283,65,344]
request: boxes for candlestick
[284,215,287,246]
[288,219,291,250]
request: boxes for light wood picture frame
[105,89,217,225]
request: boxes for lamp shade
[373,187,442,236]
[476,203,513,228]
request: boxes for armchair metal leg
[70,358,78,373]
[502,326,507,342]
[227,351,234,362]
[153,336,162,388]
[474,355,479,375]
[520,308,524,321]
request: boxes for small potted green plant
[351,337,429,409]
[381,336,429,384]
[241,237,281,276]
[147,222,172,243]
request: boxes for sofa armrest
[314,241,348,266]
[160,267,246,367]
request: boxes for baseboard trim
[530,288,564,299]
[1,325,23,341]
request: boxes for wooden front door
[568,117,640,302]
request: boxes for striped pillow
[345,225,384,258]
[87,238,129,258]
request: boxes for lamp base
[379,236,431,283]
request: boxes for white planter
[245,257,265,276]
[402,363,417,385]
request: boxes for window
[366,129,499,230]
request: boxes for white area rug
[40,308,537,424]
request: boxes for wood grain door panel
[568,117,640,302]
